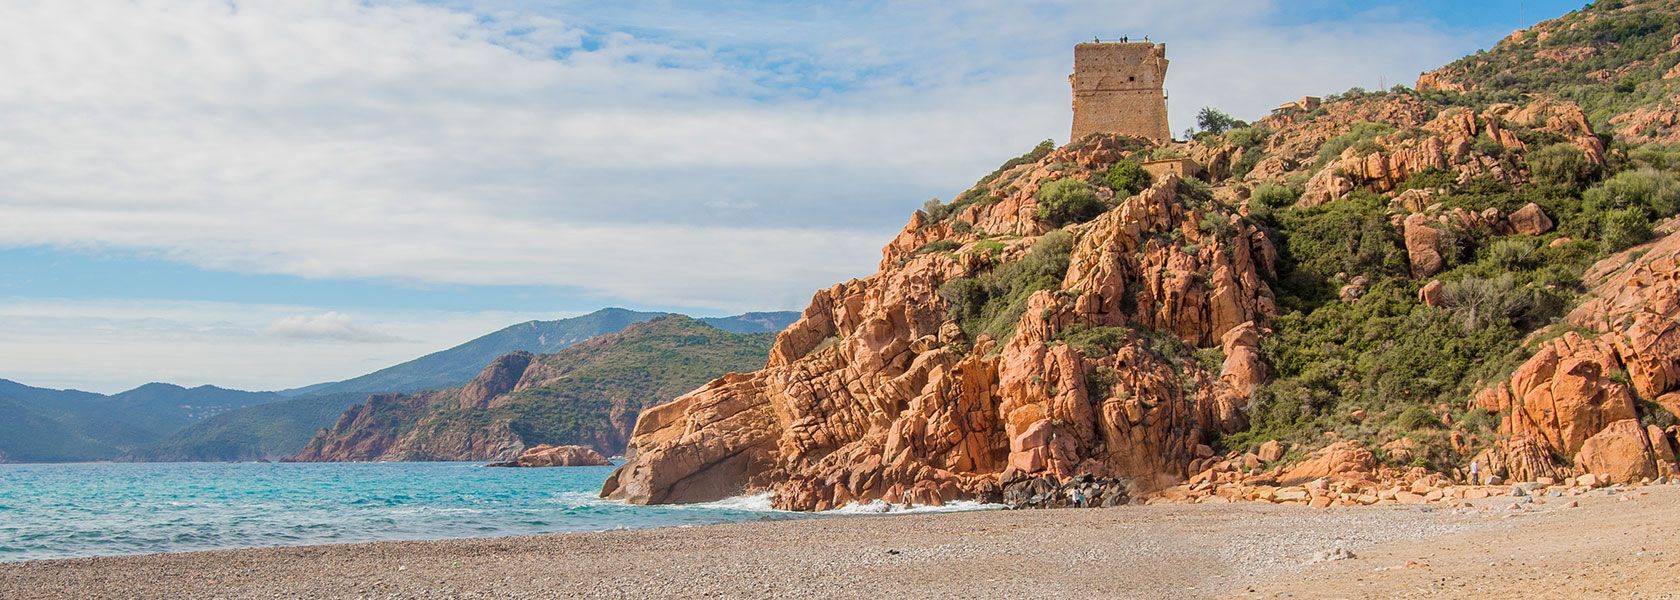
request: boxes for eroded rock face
[1475,227,1680,480]
[603,154,1278,510]
[1298,101,1603,207]
[1574,420,1668,484]
[487,444,611,467]
[1277,441,1378,486]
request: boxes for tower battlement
[1069,42,1170,142]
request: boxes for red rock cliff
[603,136,1277,510]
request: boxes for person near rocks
[1470,460,1480,485]
[1071,487,1086,508]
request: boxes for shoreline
[5,486,1675,599]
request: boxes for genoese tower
[1069,41,1170,142]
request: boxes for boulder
[1258,440,1286,463]
[487,444,611,468]
[1575,420,1660,484]
[1279,442,1376,485]
[1507,203,1554,236]
[1418,280,1446,307]
[1403,214,1445,278]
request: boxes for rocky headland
[603,0,1680,512]
[292,316,773,463]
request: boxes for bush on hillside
[1316,123,1395,166]
[1526,143,1599,191]
[1104,160,1152,197]
[1250,183,1298,212]
[940,231,1074,345]
[1035,178,1105,227]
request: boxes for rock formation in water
[486,444,611,467]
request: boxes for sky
[0,0,1585,393]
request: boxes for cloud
[266,311,402,343]
[0,1,1497,312]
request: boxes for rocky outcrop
[1300,101,1603,207]
[1001,473,1130,509]
[292,317,774,463]
[1403,214,1446,278]
[1508,203,1554,236]
[486,444,611,467]
[1278,441,1378,486]
[603,153,1278,510]
[456,352,534,410]
[1475,226,1680,480]
[1573,420,1676,484]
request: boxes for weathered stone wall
[1069,42,1170,142]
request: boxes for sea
[0,461,993,563]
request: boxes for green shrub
[921,198,952,221]
[1035,178,1105,227]
[1223,125,1269,149]
[1104,160,1152,197]
[1630,143,1680,171]
[1472,132,1505,157]
[1437,274,1535,332]
[1584,168,1680,218]
[1251,183,1299,211]
[1394,406,1442,431]
[1271,193,1407,309]
[1601,208,1654,251]
[1317,122,1394,166]
[1527,143,1599,191]
[1087,366,1120,401]
[971,239,1006,258]
[1054,324,1130,357]
[916,240,960,255]
[1396,168,1459,193]
[940,231,1074,344]
[1486,237,1539,270]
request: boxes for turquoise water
[0,462,803,563]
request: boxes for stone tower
[1069,42,1170,142]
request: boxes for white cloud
[0,299,564,393]
[0,0,1498,312]
[266,311,402,343]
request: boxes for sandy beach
[2,485,1675,599]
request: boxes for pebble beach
[4,485,1674,599]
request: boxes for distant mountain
[0,379,282,462]
[133,307,799,462]
[293,316,774,462]
[281,308,799,398]
[135,392,370,462]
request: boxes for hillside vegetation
[602,0,1680,511]
[130,308,796,462]
[293,316,775,461]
